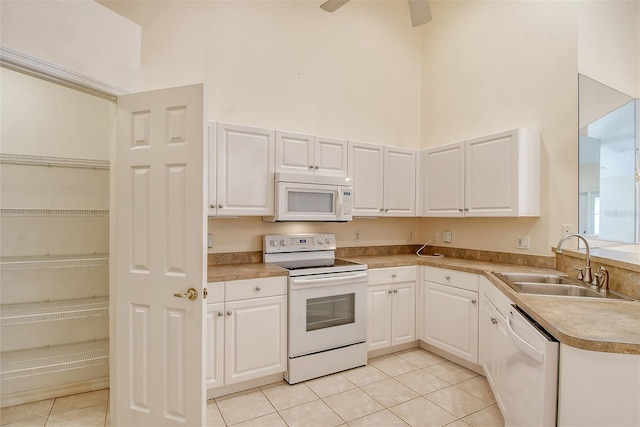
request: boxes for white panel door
[422,142,465,217]
[348,141,384,216]
[224,295,287,385]
[422,282,479,364]
[216,123,275,216]
[391,281,416,346]
[367,284,392,351]
[465,130,518,216]
[384,147,416,216]
[314,136,347,176]
[275,130,314,174]
[114,84,207,426]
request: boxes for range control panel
[264,233,336,253]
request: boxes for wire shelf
[0,208,109,217]
[0,339,109,380]
[0,153,110,170]
[0,253,109,271]
[0,296,109,326]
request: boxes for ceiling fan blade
[408,0,432,27]
[320,0,351,13]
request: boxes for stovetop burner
[263,233,366,276]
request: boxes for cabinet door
[421,142,465,217]
[367,284,392,351]
[383,147,416,216]
[391,281,416,346]
[206,302,224,389]
[207,121,217,216]
[465,130,518,217]
[479,295,498,391]
[275,130,314,174]
[216,123,274,216]
[422,281,479,364]
[314,136,347,176]
[224,295,287,385]
[348,141,384,216]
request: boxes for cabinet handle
[445,275,451,280]
[392,273,397,279]
[315,165,319,169]
[218,204,223,209]
[393,289,398,293]
[210,204,215,209]
[255,286,262,291]
[464,208,469,211]
[217,312,224,317]
[471,299,477,304]
[309,165,314,169]
[388,289,393,294]
[384,208,389,212]
[458,208,463,212]
[491,317,497,324]
[226,311,232,316]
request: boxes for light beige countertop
[208,254,640,355]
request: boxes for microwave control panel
[264,233,336,253]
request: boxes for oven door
[289,272,367,357]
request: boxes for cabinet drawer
[423,266,478,292]
[207,281,225,303]
[225,276,287,301]
[368,266,416,285]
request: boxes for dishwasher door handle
[507,313,544,364]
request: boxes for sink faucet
[556,233,593,284]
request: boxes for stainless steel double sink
[493,272,631,300]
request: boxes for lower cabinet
[421,267,479,364]
[367,266,417,352]
[206,277,287,390]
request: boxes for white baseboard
[1,377,109,408]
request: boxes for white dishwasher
[502,305,559,427]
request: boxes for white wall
[419,0,578,255]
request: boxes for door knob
[173,287,198,300]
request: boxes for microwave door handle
[337,189,343,216]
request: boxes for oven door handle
[290,272,368,287]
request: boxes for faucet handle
[574,268,584,280]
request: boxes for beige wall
[99,0,422,147]
[419,0,579,256]
[100,0,638,257]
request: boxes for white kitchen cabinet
[422,267,479,364]
[275,130,347,176]
[209,122,275,216]
[206,277,287,390]
[478,276,512,412]
[348,141,416,217]
[558,344,640,427]
[421,128,540,217]
[367,267,417,352]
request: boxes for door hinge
[203,287,208,299]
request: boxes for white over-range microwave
[263,173,353,222]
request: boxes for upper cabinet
[421,128,540,217]
[275,131,348,176]
[349,141,416,217]
[209,122,275,217]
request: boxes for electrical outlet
[443,230,452,243]
[354,231,360,242]
[516,236,530,249]
[562,224,572,236]
[207,233,214,248]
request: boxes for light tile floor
[0,348,504,427]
